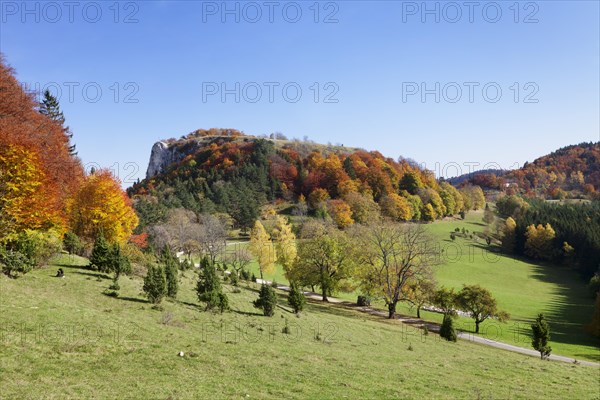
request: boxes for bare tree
[356,222,438,319]
[197,214,227,266]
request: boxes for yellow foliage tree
[68,170,138,243]
[249,220,276,280]
[271,215,297,274]
[0,143,63,238]
[327,200,354,229]
[525,223,556,260]
[380,193,412,221]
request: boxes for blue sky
[1,1,599,186]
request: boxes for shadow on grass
[118,296,149,304]
[527,262,600,360]
[73,271,112,280]
[232,309,264,317]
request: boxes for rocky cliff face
[146,141,192,178]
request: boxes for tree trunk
[416,306,421,319]
[322,288,328,302]
[388,302,397,319]
[475,320,480,333]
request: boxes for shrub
[288,282,306,313]
[357,295,371,307]
[229,271,239,286]
[271,280,279,288]
[6,229,62,267]
[240,269,250,281]
[251,273,257,283]
[254,284,277,316]
[143,264,166,304]
[0,247,32,278]
[440,314,457,342]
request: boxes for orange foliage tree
[69,170,138,243]
[0,142,63,238]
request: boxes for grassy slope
[1,255,599,399]
[241,211,600,362]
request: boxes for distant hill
[451,142,600,199]
[128,129,484,231]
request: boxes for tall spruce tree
[39,89,77,156]
[143,264,167,304]
[162,246,179,298]
[531,313,552,359]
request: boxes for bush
[229,271,239,286]
[440,314,457,342]
[0,247,32,278]
[357,295,371,307]
[288,282,306,313]
[6,229,62,267]
[251,273,257,283]
[240,269,250,281]
[271,280,279,288]
[143,264,166,304]
[254,284,277,316]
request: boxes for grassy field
[230,211,600,362]
[1,254,598,399]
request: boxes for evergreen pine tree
[63,232,81,255]
[196,257,227,312]
[162,246,179,298]
[89,233,110,272]
[531,313,552,359]
[483,203,495,225]
[143,264,166,304]
[254,284,277,316]
[440,314,457,342]
[108,243,131,290]
[288,282,306,313]
[39,89,77,156]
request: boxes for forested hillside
[128,131,486,231]
[452,142,600,199]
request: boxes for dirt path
[257,279,600,367]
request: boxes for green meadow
[0,254,598,399]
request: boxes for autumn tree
[456,285,509,333]
[343,192,380,224]
[432,287,457,316]
[249,220,276,280]
[271,215,297,274]
[525,223,556,260]
[290,221,355,302]
[531,313,552,359]
[69,170,138,243]
[0,143,63,238]
[380,193,412,221]
[356,223,437,319]
[501,217,517,253]
[398,172,423,195]
[327,199,354,229]
[402,273,437,318]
